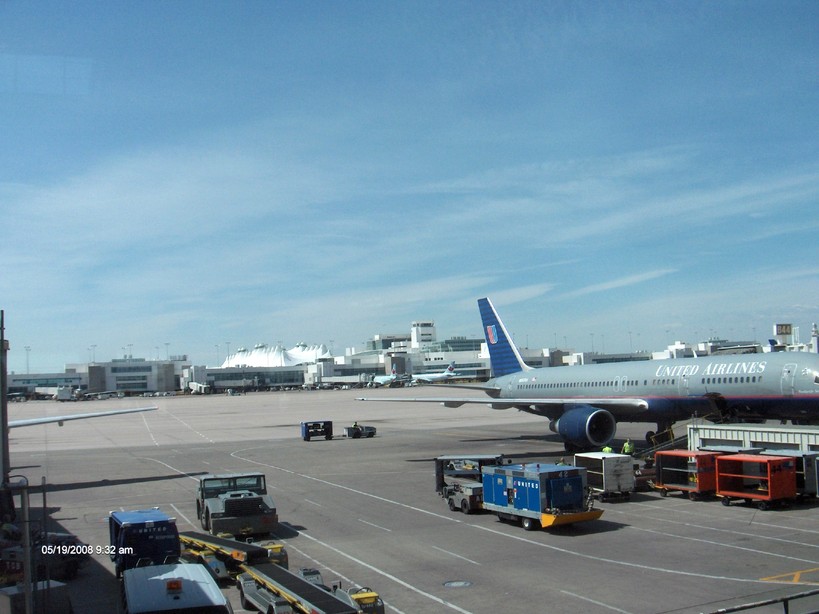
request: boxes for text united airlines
[654,360,767,378]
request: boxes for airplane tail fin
[478,297,531,377]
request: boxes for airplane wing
[357,396,649,416]
[9,406,158,428]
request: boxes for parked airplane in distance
[8,405,157,428]
[412,360,469,384]
[360,297,819,451]
[412,361,463,384]
[370,365,411,388]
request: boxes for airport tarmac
[8,388,819,614]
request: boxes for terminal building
[6,322,818,398]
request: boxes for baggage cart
[652,450,719,500]
[716,454,796,510]
[301,420,333,441]
[574,452,635,501]
[761,450,819,499]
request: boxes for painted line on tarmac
[431,546,480,566]
[470,522,815,586]
[141,412,159,446]
[230,447,460,523]
[142,457,201,482]
[560,590,634,614]
[170,503,196,530]
[161,409,216,444]
[628,525,819,567]
[283,522,474,614]
[358,518,392,532]
[605,506,819,552]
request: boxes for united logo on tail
[486,325,498,345]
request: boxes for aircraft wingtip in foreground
[9,406,158,429]
[361,297,819,451]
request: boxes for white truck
[122,562,233,613]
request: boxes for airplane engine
[549,405,616,449]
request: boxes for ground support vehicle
[179,530,288,580]
[109,508,180,579]
[197,473,278,537]
[435,454,511,514]
[122,562,233,614]
[652,450,720,500]
[573,452,635,501]
[342,424,376,438]
[298,567,385,614]
[301,420,333,441]
[482,463,602,530]
[236,562,359,614]
[716,454,797,510]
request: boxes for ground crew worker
[601,445,613,453]
[621,438,635,455]
[556,457,567,465]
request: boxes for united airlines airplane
[360,297,819,451]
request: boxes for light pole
[24,346,30,374]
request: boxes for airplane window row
[519,380,641,389]
[701,376,760,385]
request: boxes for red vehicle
[716,454,796,510]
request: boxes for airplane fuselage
[489,352,819,426]
[360,297,819,450]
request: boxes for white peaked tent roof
[221,342,332,368]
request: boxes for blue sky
[2,1,818,372]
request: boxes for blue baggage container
[481,463,602,529]
[300,420,333,441]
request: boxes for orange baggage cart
[716,454,796,510]
[653,450,720,500]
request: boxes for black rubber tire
[521,517,540,531]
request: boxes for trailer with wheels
[716,454,797,510]
[573,452,635,501]
[301,420,333,441]
[652,450,720,500]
